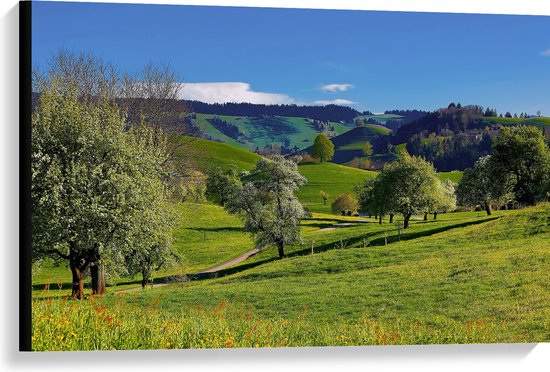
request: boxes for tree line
[186,101,360,123]
[207,116,242,141]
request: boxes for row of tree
[207,116,242,140]
[186,101,360,123]
[457,126,550,212]
[355,154,456,229]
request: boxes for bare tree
[33,49,119,101]
[118,63,202,194]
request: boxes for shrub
[331,194,359,215]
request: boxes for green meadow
[31,137,548,350]
[32,203,550,349]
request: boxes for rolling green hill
[181,137,462,211]
[298,126,392,165]
[193,114,355,152]
[180,136,261,172]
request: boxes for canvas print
[25,0,550,351]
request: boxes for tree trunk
[276,240,285,259]
[378,215,382,224]
[423,212,428,221]
[323,198,326,205]
[433,212,438,220]
[141,268,151,289]
[91,262,106,295]
[403,213,412,229]
[70,263,85,300]
[484,201,492,216]
[389,214,394,223]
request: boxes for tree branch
[47,248,70,260]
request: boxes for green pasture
[297,162,377,214]
[194,114,355,151]
[81,203,549,347]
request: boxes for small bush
[331,194,359,216]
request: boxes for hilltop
[302,125,393,166]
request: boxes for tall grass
[32,296,507,351]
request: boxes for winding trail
[116,219,371,293]
[114,247,262,294]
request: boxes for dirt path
[315,221,366,232]
[198,247,261,274]
[114,247,262,294]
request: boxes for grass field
[32,204,550,349]
[31,140,465,297]
[32,202,256,297]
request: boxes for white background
[1,1,549,371]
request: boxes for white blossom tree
[225,156,307,258]
[31,84,175,298]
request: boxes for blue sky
[32,1,550,115]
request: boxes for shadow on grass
[33,216,500,297]
[185,226,245,233]
[209,216,501,279]
[302,223,344,229]
[303,217,365,223]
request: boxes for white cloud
[541,49,550,57]
[313,99,356,106]
[319,83,354,92]
[179,82,295,105]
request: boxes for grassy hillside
[483,116,550,128]
[80,203,550,348]
[297,161,377,214]
[299,126,392,165]
[181,136,261,172]
[194,114,355,151]
[437,171,463,184]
